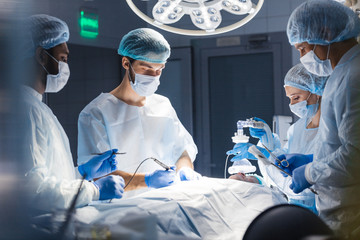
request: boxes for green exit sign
[79,8,99,39]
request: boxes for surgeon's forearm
[110,170,147,191]
[175,151,193,171]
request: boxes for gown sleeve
[24,105,99,212]
[77,110,110,166]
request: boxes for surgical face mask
[300,45,333,77]
[41,51,70,93]
[129,64,160,97]
[289,93,319,119]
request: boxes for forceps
[262,145,289,167]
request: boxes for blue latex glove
[276,153,313,177]
[177,167,202,181]
[228,142,270,161]
[78,149,118,180]
[249,117,267,139]
[93,175,125,200]
[290,165,312,194]
[145,166,177,188]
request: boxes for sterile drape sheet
[75,177,286,240]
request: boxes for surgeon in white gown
[78,28,199,196]
[22,15,125,213]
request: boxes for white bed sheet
[75,177,286,240]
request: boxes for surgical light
[126,0,264,36]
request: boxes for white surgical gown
[77,93,197,193]
[305,44,360,236]
[259,117,317,211]
[22,86,98,212]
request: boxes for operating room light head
[151,0,254,31]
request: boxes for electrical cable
[224,154,231,179]
[124,157,157,189]
[109,157,169,203]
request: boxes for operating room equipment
[262,144,289,167]
[153,158,171,171]
[125,0,264,36]
[225,117,274,178]
[233,118,275,150]
[249,145,318,195]
[228,158,256,175]
[272,115,292,147]
[232,118,263,143]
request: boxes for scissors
[262,145,289,167]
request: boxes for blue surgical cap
[287,0,360,45]
[118,28,170,64]
[25,14,69,58]
[284,63,328,96]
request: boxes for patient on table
[229,172,261,184]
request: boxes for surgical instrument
[153,158,171,170]
[248,145,318,195]
[262,144,289,167]
[91,152,126,155]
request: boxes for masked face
[289,92,319,119]
[41,50,70,93]
[128,63,161,97]
[300,44,333,77]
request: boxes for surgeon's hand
[290,165,312,193]
[78,149,118,180]
[145,167,177,188]
[93,175,125,200]
[228,143,270,161]
[177,167,202,181]
[277,153,313,177]
[249,117,267,139]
